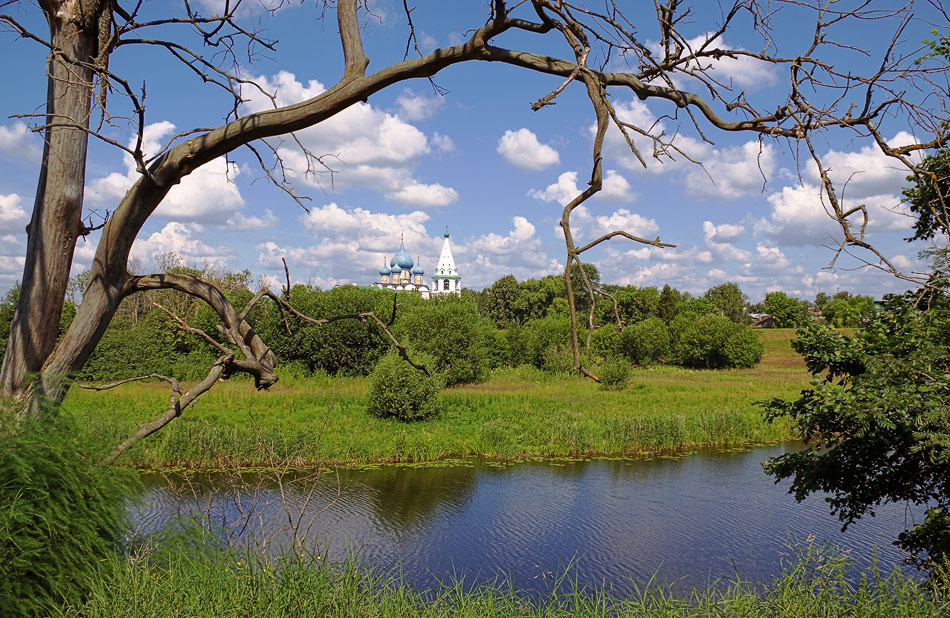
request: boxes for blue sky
[0,1,946,303]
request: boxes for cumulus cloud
[756,182,912,246]
[431,132,456,152]
[224,209,278,230]
[568,204,660,246]
[458,217,561,287]
[241,72,457,207]
[0,122,41,161]
[601,100,775,199]
[86,121,245,223]
[804,131,921,199]
[395,89,445,120]
[497,128,560,171]
[528,169,636,205]
[131,222,234,267]
[663,33,780,92]
[0,193,28,229]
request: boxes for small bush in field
[598,356,631,390]
[367,350,443,421]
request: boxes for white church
[372,229,461,299]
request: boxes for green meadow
[63,329,809,470]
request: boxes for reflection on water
[134,444,922,596]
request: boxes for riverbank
[63,330,809,469]
[59,544,946,618]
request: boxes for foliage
[486,274,519,327]
[0,283,19,359]
[704,282,748,323]
[619,317,670,366]
[0,408,138,617]
[764,291,809,328]
[366,350,443,422]
[820,293,876,327]
[394,296,493,386]
[521,315,575,369]
[902,146,950,242]
[614,286,660,325]
[671,314,763,369]
[589,325,622,360]
[675,296,720,318]
[763,287,950,569]
[657,284,686,322]
[597,356,631,390]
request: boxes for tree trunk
[0,2,104,400]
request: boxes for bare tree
[1,1,947,451]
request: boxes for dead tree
[1,1,948,448]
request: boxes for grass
[62,330,811,470]
[58,537,948,618]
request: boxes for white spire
[432,227,461,295]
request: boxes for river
[133,443,922,596]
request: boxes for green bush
[590,325,622,360]
[620,317,669,365]
[522,315,575,369]
[367,350,443,421]
[672,314,763,369]
[394,296,493,386]
[597,356,631,390]
[0,409,138,617]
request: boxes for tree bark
[0,1,105,400]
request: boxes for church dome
[393,237,414,270]
[379,261,391,276]
[412,258,424,275]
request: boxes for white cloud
[757,182,912,246]
[0,193,28,229]
[685,141,776,199]
[224,209,278,230]
[804,131,920,199]
[395,89,445,120]
[529,169,635,205]
[568,204,660,245]
[702,221,745,244]
[671,33,780,92]
[240,72,456,208]
[389,183,458,208]
[431,132,456,152]
[86,121,245,223]
[459,217,561,287]
[497,128,560,171]
[131,222,233,267]
[0,122,41,161]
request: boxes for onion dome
[393,234,414,270]
[412,257,424,275]
[379,261,391,276]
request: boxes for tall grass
[0,404,139,617]
[61,330,810,469]
[59,537,947,617]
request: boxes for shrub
[597,355,631,390]
[0,410,138,617]
[367,350,443,421]
[672,314,763,369]
[620,317,669,365]
[522,315,576,369]
[394,296,493,386]
[590,325,623,361]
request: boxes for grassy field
[63,329,812,470]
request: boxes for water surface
[134,444,922,595]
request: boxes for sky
[0,1,947,303]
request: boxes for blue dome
[393,238,414,270]
[412,258,424,275]
[379,262,391,276]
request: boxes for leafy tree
[615,286,660,325]
[486,275,520,327]
[671,314,763,369]
[657,285,687,323]
[902,147,950,242]
[704,282,748,324]
[675,296,720,318]
[820,294,876,328]
[813,291,832,311]
[619,317,670,366]
[764,283,950,568]
[764,291,809,328]
[394,296,493,386]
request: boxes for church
[372,229,461,298]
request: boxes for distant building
[371,229,461,298]
[431,228,461,296]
